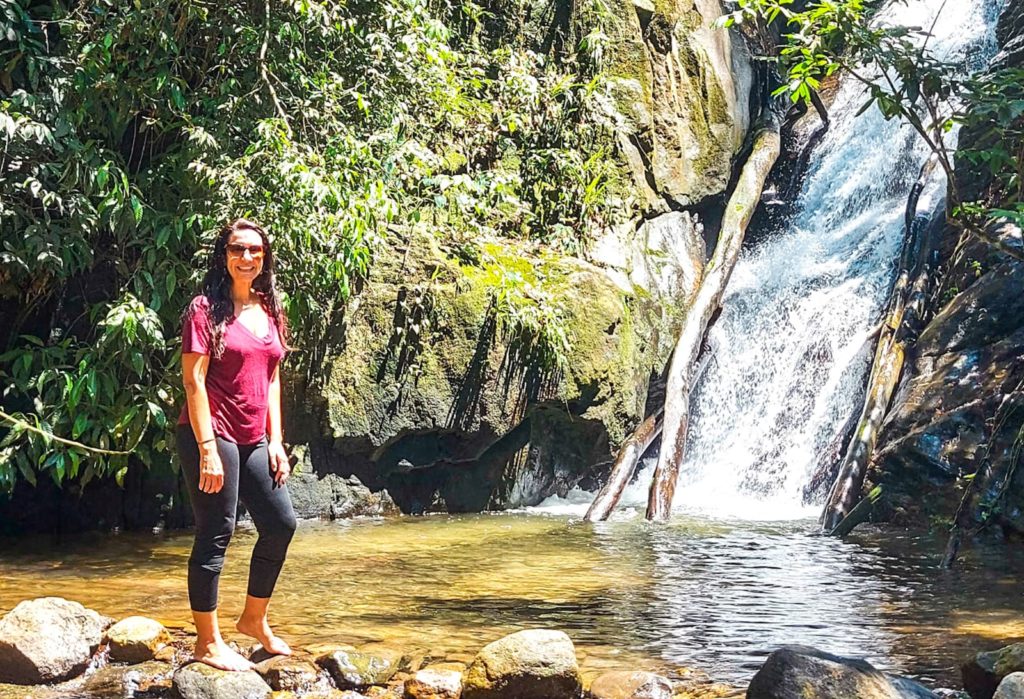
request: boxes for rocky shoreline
[2,597,1023,699]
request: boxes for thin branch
[259,0,292,135]
[0,409,137,456]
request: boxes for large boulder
[0,597,109,684]
[964,643,1024,699]
[172,662,272,699]
[104,616,171,663]
[589,670,672,699]
[297,231,684,514]
[461,629,581,699]
[746,646,937,699]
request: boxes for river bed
[2,511,1022,689]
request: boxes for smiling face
[225,227,265,287]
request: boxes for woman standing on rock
[177,218,297,671]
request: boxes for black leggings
[176,425,297,612]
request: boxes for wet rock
[964,643,1024,699]
[172,662,272,699]
[461,629,581,699]
[104,616,172,663]
[255,655,322,692]
[0,597,110,684]
[747,646,937,699]
[316,648,400,689]
[82,660,173,697]
[996,674,1024,699]
[285,460,398,520]
[589,670,672,699]
[404,668,462,699]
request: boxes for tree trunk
[584,410,663,522]
[645,117,783,521]
[820,156,941,533]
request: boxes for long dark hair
[190,218,290,358]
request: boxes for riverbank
[3,595,1024,699]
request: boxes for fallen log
[820,155,940,533]
[646,111,784,522]
[584,409,663,522]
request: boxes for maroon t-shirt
[177,295,286,445]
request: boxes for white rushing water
[533,0,1004,521]
[669,0,1004,520]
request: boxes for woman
[177,218,297,671]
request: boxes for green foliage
[726,0,1023,258]
[0,0,627,491]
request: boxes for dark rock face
[747,646,937,699]
[873,0,1024,534]
[0,597,109,685]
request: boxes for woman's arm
[182,352,224,493]
[267,364,290,485]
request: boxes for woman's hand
[198,442,225,494]
[269,439,290,486]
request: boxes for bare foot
[236,615,292,656]
[193,638,256,671]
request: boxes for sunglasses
[226,243,265,258]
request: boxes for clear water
[2,514,1023,688]
[669,0,1005,519]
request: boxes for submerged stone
[0,597,109,684]
[589,670,672,699]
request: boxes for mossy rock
[295,227,683,513]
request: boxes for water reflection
[1,514,1022,686]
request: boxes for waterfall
[666,0,1005,520]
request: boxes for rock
[285,455,399,520]
[304,230,678,516]
[964,644,1024,699]
[104,616,171,663]
[0,597,110,684]
[747,646,937,699]
[596,0,752,206]
[81,660,173,698]
[404,668,462,699]
[316,648,400,689]
[172,662,272,699]
[996,674,1024,699]
[589,670,672,699]
[255,654,322,692]
[461,629,581,699]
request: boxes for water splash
[670,0,1004,520]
